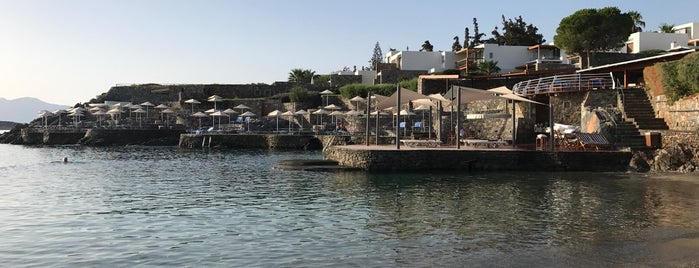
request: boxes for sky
[0,0,696,106]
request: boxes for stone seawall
[80,129,184,146]
[179,134,323,150]
[324,146,632,172]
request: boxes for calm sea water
[1,144,699,267]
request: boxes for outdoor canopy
[376,88,439,110]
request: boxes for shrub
[399,77,418,91]
[658,52,699,103]
[289,86,309,103]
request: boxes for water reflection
[1,145,698,267]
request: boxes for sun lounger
[576,133,613,151]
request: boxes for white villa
[384,50,460,74]
[455,43,570,74]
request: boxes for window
[489,52,493,59]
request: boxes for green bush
[289,86,309,103]
[659,52,699,103]
[399,77,418,91]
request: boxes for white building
[384,50,460,73]
[624,32,689,53]
[456,43,569,74]
[674,22,699,46]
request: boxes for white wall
[480,44,531,73]
[385,51,460,71]
[627,32,689,53]
[355,70,376,84]
[674,22,699,40]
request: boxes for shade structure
[161,108,175,127]
[184,99,201,114]
[267,110,283,132]
[92,110,106,126]
[132,108,146,127]
[376,88,435,110]
[320,89,333,106]
[139,102,154,120]
[208,95,222,111]
[107,108,122,123]
[204,108,217,114]
[350,96,365,111]
[221,108,238,123]
[329,110,344,126]
[312,108,329,125]
[444,86,501,104]
[345,110,363,116]
[210,111,228,130]
[281,111,295,132]
[324,104,341,110]
[486,86,545,105]
[399,109,415,116]
[154,104,169,109]
[54,109,67,126]
[234,104,250,110]
[192,111,208,129]
[38,110,53,128]
[239,111,256,131]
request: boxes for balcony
[512,73,616,96]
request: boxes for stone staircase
[621,88,669,130]
[615,88,669,149]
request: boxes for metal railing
[513,72,615,96]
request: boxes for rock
[651,143,697,172]
[628,151,651,172]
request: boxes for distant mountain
[0,97,70,124]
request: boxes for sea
[1,143,698,267]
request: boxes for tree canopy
[553,7,633,67]
[420,40,434,51]
[288,69,316,83]
[452,36,462,51]
[487,15,545,46]
[659,23,676,33]
[628,11,645,32]
[370,42,383,70]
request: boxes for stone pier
[323,145,633,172]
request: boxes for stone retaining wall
[324,147,632,172]
[179,134,323,150]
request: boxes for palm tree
[288,69,316,83]
[476,60,501,75]
[628,11,645,32]
[659,23,675,33]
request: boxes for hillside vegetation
[657,52,699,103]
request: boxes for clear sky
[1,0,696,105]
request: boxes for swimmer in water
[63,157,68,163]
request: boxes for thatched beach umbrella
[267,110,283,132]
[38,110,53,128]
[329,110,344,126]
[210,111,227,130]
[320,89,333,106]
[192,111,208,129]
[282,111,295,132]
[161,108,174,127]
[140,101,154,119]
[312,108,329,125]
[350,96,365,111]
[54,109,67,127]
[240,111,256,131]
[208,95,223,111]
[184,99,201,114]
[223,108,238,123]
